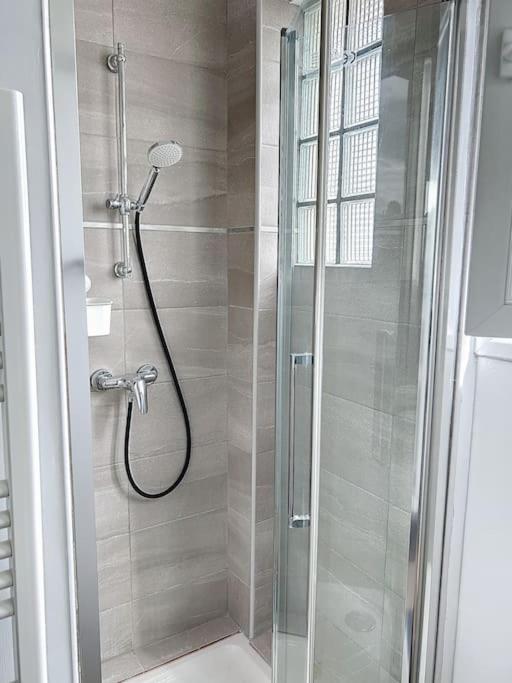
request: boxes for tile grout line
[83,221,257,234]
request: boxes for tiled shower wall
[75,0,290,672]
[225,0,256,636]
[225,0,299,649]
[75,0,237,676]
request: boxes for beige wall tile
[129,471,227,532]
[114,0,226,70]
[125,51,227,152]
[97,534,131,611]
[132,573,227,647]
[100,603,132,661]
[123,230,227,310]
[74,0,113,45]
[94,464,129,541]
[84,228,124,309]
[228,445,252,520]
[227,572,250,635]
[131,509,227,598]
[79,133,117,223]
[125,306,227,382]
[128,376,227,457]
[76,40,116,138]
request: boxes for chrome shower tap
[90,365,158,415]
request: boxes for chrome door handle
[288,352,313,529]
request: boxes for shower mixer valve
[90,365,158,415]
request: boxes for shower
[126,142,192,500]
[91,42,192,499]
[73,3,457,681]
[91,136,192,498]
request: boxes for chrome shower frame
[107,42,136,279]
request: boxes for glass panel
[330,69,343,132]
[297,137,340,206]
[303,3,322,73]
[275,11,321,683]
[296,0,381,267]
[297,206,317,264]
[301,75,319,138]
[304,0,347,73]
[299,141,318,202]
[326,204,338,265]
[312,5,453,683]
[301,70,344,140]
[276,4,452,683]
[341,126,378,197]
[347,0,383,51]
[340,198,374,265]
[345,50,381,128]
[328,136,341,200]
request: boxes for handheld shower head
[147,141,183,169]
[136,140,183,211]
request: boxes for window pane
[347,0,383,52]
[330,68,343,131]
[298,140,318,202]
[326,204,338,264]
[331,0,346,64]
[301,70,343,139]
[298,137,340,203]
[304,0,346,72]
[301,75,319,139]
[341,126,378,197]
[297,206,316,263]
[340,199,374,265]
[303,4,321,73]
[345,50,381,127]
[328,135,340,200]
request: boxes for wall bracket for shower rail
[90,365,158,415]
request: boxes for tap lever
[90,365,158,414]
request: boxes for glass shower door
[274,11,318,683]
[274,2,453,682]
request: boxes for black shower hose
[123,211,192,498]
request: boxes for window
[295,0,383,266]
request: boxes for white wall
[452,340,512,683]
[0,1,87,680]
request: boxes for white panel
[466,1,512,336]
[453,346,512,683]
[0,88,48,682]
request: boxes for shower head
[147,141,183,169]
[136,141,183,211]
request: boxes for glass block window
[345,50,381,127]
[347,0,383,52]
[341,126,377,197]
[297,206,317,264]
[341,199,374,265]
[295,0,383,267]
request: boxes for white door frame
[0,0,101,681]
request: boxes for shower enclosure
[27,0,455,680]
[274,2,453,683]
[0,0,464,680]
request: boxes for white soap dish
[86,298,112,337]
